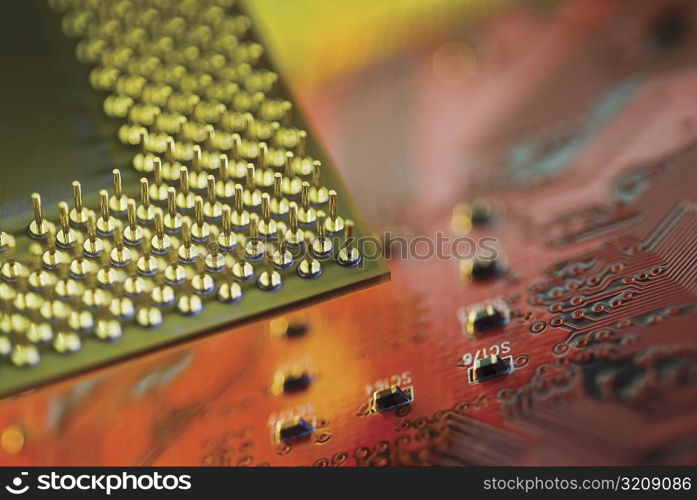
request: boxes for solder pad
[0,0,388,397]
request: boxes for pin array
[0,167,360,367]
[0,0,367,369]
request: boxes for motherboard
[0,0,696,467]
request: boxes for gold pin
[137,237,159,276]
[312,212,333,257]
[164,186,182,233]
[281,151,302,197]
[162,137,181,182]
[70,181,91,226]
[41,226,66,270]
[56,201,77,248]
[285,202,304,247]
[298,181,316,226]
[109,169,129,215]
[69,234,94,278]
[165,136,175,165]
[177,283,204,315]
[178,281,203,318]
[10,344,40,367]
[190,145,207,191]
[2,239,28,281]
[216,154,235,200]
[258,142,268,171]
[124,199,143,245]
[27,316,54,346]
[338,219,361,266]
[136,303,163,328]
[68,304,95,334]
[231,183,250,229]
[96,252,118,289]
[204,125,216,153]
[176,166,195,212]
[191,195,210,242]
[272,230,293,269]
[191,259,215,295]
[28,243,53,290]
[83,212,104,257]
[229,134,247,179]
[151,273,175,306]
[271,172,289,218]
[54,261,80,300]
[53,330,82,354]
[257,253,282,291]
[324,190,345,235]
[96,189,115,236]
[205,239,225,273]
[232,254,254,281]
[124,260,146,297]
[29,193,52,239]
[218,206,237,251]
[4,307,26,335]
[95,319,122,341]
[297,130,307,157]
[243,163,262,209]
[244,217,265,261]
[132,128,151,173]
[178,219,199,263]
[149,157,168,204]
[151,208,171,254]
[137,177,156,224]
[203,174,222,220]
[284,151,293,177]
[14,275,43,313]
[258,193,277,239]
[256,142,274,188]
[82,271,108,309]
[109,283,135,320]
[297,238,322,279]
[217,259,243,303]
[164,244,186,285]
[309,161,329,204]
[110,223,131,267]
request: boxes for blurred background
[245,0,564,228]
[247,0,545,89]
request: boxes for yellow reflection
[246,0,517,88]
[1,425,25,454]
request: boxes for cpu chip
[0,0,388,397]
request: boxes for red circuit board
[1,0,697,466]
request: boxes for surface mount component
[371,385,414,413]
[281,371,312,393]
[268,315,309,338]
[468,355,513,384]
[270,367,312,395]
[469,199,498,225]
[0,0,388,398]
[275,417,314,443]
[460,255,506,282]
[465,301,510,336]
